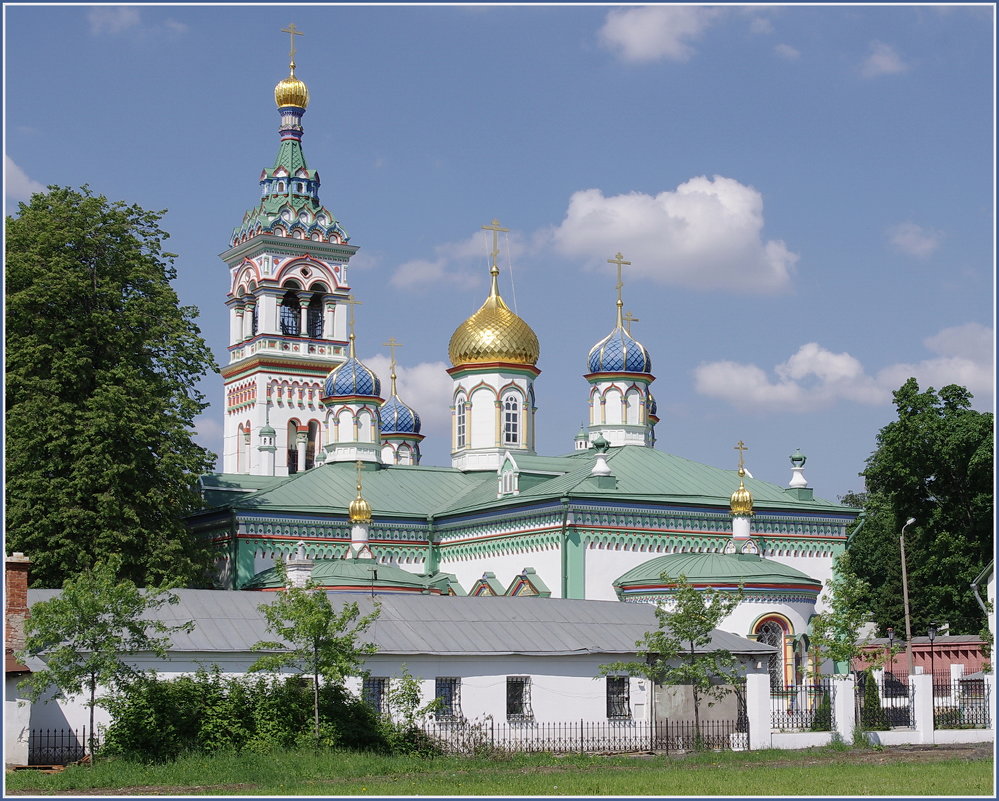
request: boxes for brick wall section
[5,553,31,657]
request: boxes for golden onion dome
[275,64,310,109]
[730,468,754,516]
[348,482,372,524]
[448,265,540,367]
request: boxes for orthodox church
[190,36,858,689]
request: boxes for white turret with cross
[584,252,657,450]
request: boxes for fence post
[744,671,770,751]
[910,673,933,744]
[832,674,855,743]
[491,718,495,750]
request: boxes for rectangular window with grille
[362,677,388,714]
[606,676,631,719]
[434,677,461,719]
[506,676,532,719]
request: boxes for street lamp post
[927,624,937,692]
[900,517,916,678]
[886,627,895,675]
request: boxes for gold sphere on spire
[448,266,539,366]
[730,467,754,516]
[275,68,310,109]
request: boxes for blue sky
[4,4,994,501]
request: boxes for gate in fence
[771,680,834,731]
[27,728,91,765]
[933,678,991,729]
[419,718,744,755]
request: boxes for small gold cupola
[448,220,540,367]
[348,461,372,524]
[274,23,310,109]
[730,440,754,516]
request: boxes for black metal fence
[27,728,94,765]
[932,679,991,729]
[771,680,834,731]
[419,718,745,755]
[856,672,913,729]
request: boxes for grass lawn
[4,745,993,796]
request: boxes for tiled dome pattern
[587,328,652,374]
[324,357,381,398]
[380,395,422,435]
[448,296,540,366]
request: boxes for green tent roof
[245,557,454,594]
[613,551,823,600]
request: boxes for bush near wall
[100,668,420,763]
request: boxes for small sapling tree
[600,574,744,742]
[17,554,192,761]
[811,553,878,677]
[248,561,379,747]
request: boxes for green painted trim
[235,541,257,590]
[565,528,585,599]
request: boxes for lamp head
[905,517,916,526]
[928,624,937,642]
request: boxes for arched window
[756,619,787,691]
[455,397,467,448]
[280,289,301,336]
[305,421,320,470]
[287,422,299,474]
[307,295,324,338]
[503,394,520,445]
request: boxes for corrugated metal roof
[27,590,775,658]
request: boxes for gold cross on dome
[623,311,639,334]
[608,252,631,325]
[482,219,509,270]
[382,337,402,368]
[734,440,749,471]
[342,294,362,342]
[282,23,304,62]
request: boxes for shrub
[810,691,832,732]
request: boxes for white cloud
[598,6,723,63]
[193,415,224,463]
[750,18,774,35]
[4,156,45,203]
[887,221,942,258]
[390,229,525,293]
[88,7,141,35]
[362,354,453,442]
[775,44,800,60]
[860,41,910,78]
[694,324,994,412]
[551,176,798,293]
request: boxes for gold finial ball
[448,296,540,367]
[275,71,310,109]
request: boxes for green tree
[811,553,877,676]
[844,379,993,635]
[5,186,218,588]
[600,574,744,739]
[248,562,379,746]
[16,555,192,760]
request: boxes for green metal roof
[245,557,453,593]
[613,551,823,589]
[200,445,858,521]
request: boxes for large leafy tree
[844,379,993,635]
[5,186,218,587]
[600,574,744,738]
[17,555,192,760]
[249,562,380,746]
